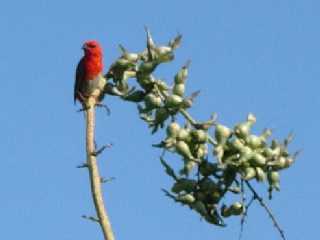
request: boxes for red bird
[74,40,106,105]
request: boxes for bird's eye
[88,44,96,48]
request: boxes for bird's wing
[74,58,85,104]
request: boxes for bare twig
[82,215,100,223]
[85,97,115,240]
[245,181,286,240]
[239,179,246,240]
[77,163,88,168]
[92,143,113,157]
[101,177,116,184]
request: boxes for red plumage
[74,40,106,104]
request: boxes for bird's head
[82,40,103,57]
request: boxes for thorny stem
[245,181,286,240]
[85,97,115,240]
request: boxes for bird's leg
[76,92,91,112]
[77,106,90,112]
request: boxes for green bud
[154,108,169,124]
[242,167,256,180]
[177,194,195,204]
[221,202,244,217]
[180,159,196,176]
[173,83,185,97]
[241,161,251,168]
[234,113,256,139]
[221,205,232,218]
[213,145,224,162]
[208,190,221,204]
[116,58,132,68]
[177,128,191,141]
[263,146,281,159]
[165,94,183,108]
[215,124,232,145]
[228,186,241,194]
[168,33,182,50]
[250,152,267,166]
[246,135,263,149]
[156,46,172,55]
[261,128,272,140]
[175,141,193,160]
[137,74,155,90]
[255,167,266,182]
[166,122,181,138]
[182,160,197,175]
[144,93,162,109]
[267,171,280,190]
[285,157,294,168]
[124,53,139,62]
[181,90,200,109]
[155,80,169,91]
[192,201,208,217]
[205,214,222,226]
[162,137,176,149]
[181,98,193,108]
[174,65,188,84]
[247,113,257,122]
[139,61,158,74]
[191,130,208,143]
[269,156,289,170]
[246,129,272,149]
[234,122,252,139]
[230,202,244,216]
[118,44,139,62]
[196,144,208,159]
[239,146,253,163]
[156,46,174,62]
[232,138,245,150]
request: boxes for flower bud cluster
[105,29,298,227]
[214,113,296,195]
[105,29,197,134]
[159,113,297,225]
[161,122,209,175]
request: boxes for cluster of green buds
[161,158,226,226]
[214,113,297,197]
[156,121,210,175]
[159,113,297,225]
[105,28,200,133]
[105,29,298,227]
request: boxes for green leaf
[160,157,177,180]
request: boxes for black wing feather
[74,58,85,104]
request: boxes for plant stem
[245,181,286,240]
[179,108,216,145]
[85,97,115,240]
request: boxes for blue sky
[0,0,318,239]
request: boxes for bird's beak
[82,44,87,50]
